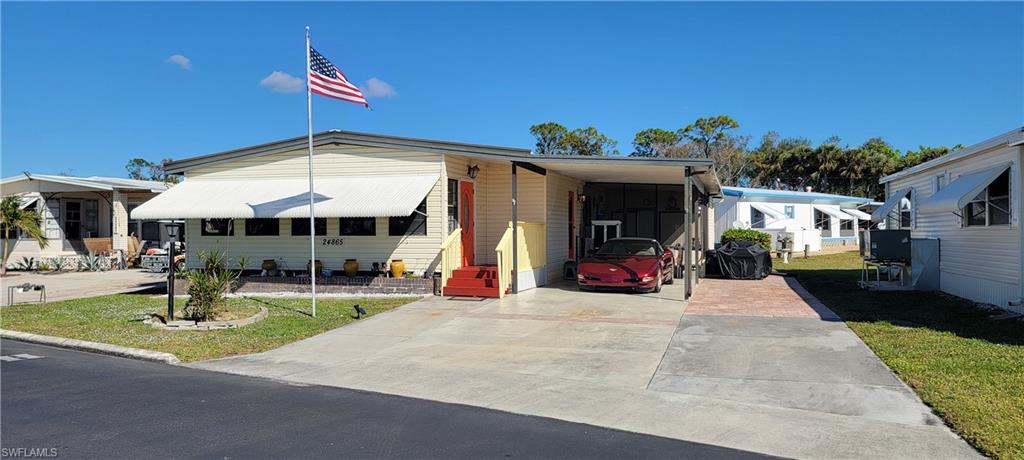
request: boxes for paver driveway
[192,278,977,459]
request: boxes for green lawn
[1,294,417,362]
[784,252,1024,460]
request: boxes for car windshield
[595,240,660,257]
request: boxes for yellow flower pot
[344,259,359,277]
[390,259,405,278]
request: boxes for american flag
[309,47,369,107]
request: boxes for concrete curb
[0,329,181,365]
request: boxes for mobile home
[714,186,874,253]
[873,127,1023,312]
[1,173,170,264]
[132,130,721,298]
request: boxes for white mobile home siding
[886,145,1023,311]
[713,197,836,252]
[184,145,446,275]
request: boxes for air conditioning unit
[864,229,911,262]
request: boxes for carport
[521,156,720,298]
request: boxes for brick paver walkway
[685,275,839,319]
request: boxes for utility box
[864,229,911,262]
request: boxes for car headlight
[641,276,655,283]
[577,274,585,280]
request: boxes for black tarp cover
[716,241,772,280]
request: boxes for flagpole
[305,26,317,318]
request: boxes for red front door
[460,181,475,266]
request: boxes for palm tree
[1,195,48,276]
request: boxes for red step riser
[446,278,497,289]
[451,271,498,280]
[443,286,501,298]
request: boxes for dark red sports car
[576,238,675,293]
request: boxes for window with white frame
[784,205,795,219]
[963,170,1010,227]
[814,209,830,231]
[750,207,765,229]
[447,179,459,233]
[898,192,913,229]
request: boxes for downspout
[511,162,518,294]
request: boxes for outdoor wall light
[467,165,480,179]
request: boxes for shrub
[183,251,239,321]
[721,228,771,249]
[14,256,36,271]
[79,252,108,272]
[48,256,72,272]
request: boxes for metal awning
[131,174,439,219]
[17,193,41,209]
[840,208,871,220]
[813,205,853,220]
[918,163,1011,214]
[870,188,910,222]
[750,203,784,219]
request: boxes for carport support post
[684,167,693,299]
[511,162,519,294]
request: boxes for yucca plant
[182,251,239,321]
[1,196,48,276]
[14,256,36,271]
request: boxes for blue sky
[3,2,1022,177]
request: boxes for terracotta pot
[307,259,323,274]
[261,259,277,271]
[344,259,359,277]
[390,259,405,278]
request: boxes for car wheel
[664,266,674,285]
[652,273,662,293]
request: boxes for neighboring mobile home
[713,186,874,252]
[1,173,170,263]
[873,127,1023,313]
[132,130,721,298]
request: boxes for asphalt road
[0,340,773,459]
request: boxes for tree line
[528,116,960,200]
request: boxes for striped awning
[131,174,438,219]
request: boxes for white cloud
[362,77,397,99]
[165,54,192,70]
[260,71,304,93]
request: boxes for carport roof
[526,155,720,195]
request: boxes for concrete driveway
[191,279,978,459]
[2,270,166,306]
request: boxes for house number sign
[321,238,344,246]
